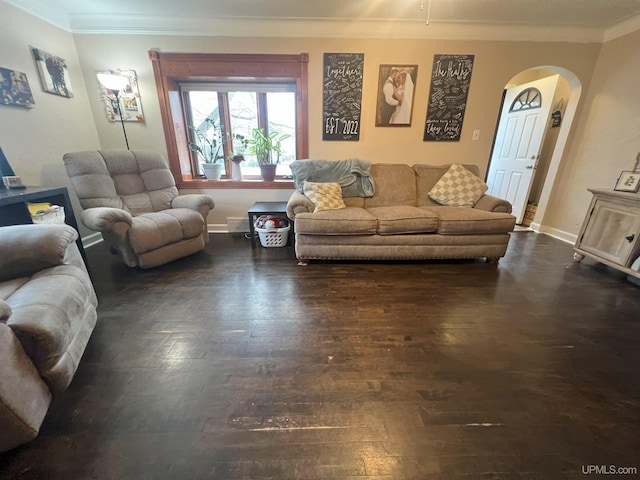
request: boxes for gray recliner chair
[63,150,215,269]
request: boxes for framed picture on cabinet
[614,171,640,192]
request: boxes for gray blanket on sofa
[289,159,375,198]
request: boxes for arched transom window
[510,88,542,112]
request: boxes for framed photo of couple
[375,64,418,127]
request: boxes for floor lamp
[97,73,131,150]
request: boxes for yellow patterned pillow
[303,181,346,213]
[428,164,488,207]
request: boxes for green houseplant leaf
[247,128,291,165]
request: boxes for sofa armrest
[474,194,513,214]
[0,224,78,282]
[171,194,215,220]
[171,194,215,212]
[81,207,132,232]
[286,191,314,220]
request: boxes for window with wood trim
[149,51,309,187]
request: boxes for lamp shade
[97,73,129,91]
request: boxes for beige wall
[0,3,99,197]
[71,33,602,228]
[542,29,640,238]
[2,1,638,239]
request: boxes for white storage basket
[255,225,290,248]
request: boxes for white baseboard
[81,232,102,249]
[534,223,577,245]
[227,217,250,233]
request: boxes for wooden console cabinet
[573,189,640,282]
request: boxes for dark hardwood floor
[1,232,639,480]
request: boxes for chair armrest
[81,207,132,232]
[0,224,78,281]
[286,191,314,220]
[0,299,12,322]
[171,194,215,220]
[473,194,513,214]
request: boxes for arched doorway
[488,67,582,230]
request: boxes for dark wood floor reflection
[1,232,639,479]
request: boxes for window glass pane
[267,92,296,177]
[187,91,223,175]
[228,91,259,173]
[185,86,297,179]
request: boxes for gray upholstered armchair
[63,150,215,269]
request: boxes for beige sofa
[286,163,516,263]
[0,224,98,452]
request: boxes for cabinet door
[579,199,640,266]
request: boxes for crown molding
[6,0,639,44]
[61,14,606,43]
[603,13,640,41]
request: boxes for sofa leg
[486,256,500,264]
[297,259,310,266]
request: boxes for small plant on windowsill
[247,127,291,181]
[228,133,249,164]
[228,133,249,181]
[187,115,225,180]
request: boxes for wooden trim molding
[149,50,309,186]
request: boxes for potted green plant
[187,115,225,180]
[247,127,291,181]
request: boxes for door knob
[526,165,534,169]
[625,234,635,243]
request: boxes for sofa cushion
[428,164,488,207]
[128,208,205,254]
[295,208,377,235]
[363,164,417,208]
[367,206,439,235]
[422,206,515,234]
[303,181,346,213]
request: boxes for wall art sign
[423,54,474,142]
[375,64,418,127]
[31,47,74,98]
[0,67,35,108]
[97,69,144,122]
[322,53,364,141]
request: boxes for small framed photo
[614,171,640,192]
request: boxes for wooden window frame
[149,51,309,189]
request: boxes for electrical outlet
[472,130,480,141]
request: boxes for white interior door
[486,75,559,223]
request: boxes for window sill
[177,179,295,190]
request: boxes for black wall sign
[322,53,364,141]
[423,54,475,142]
